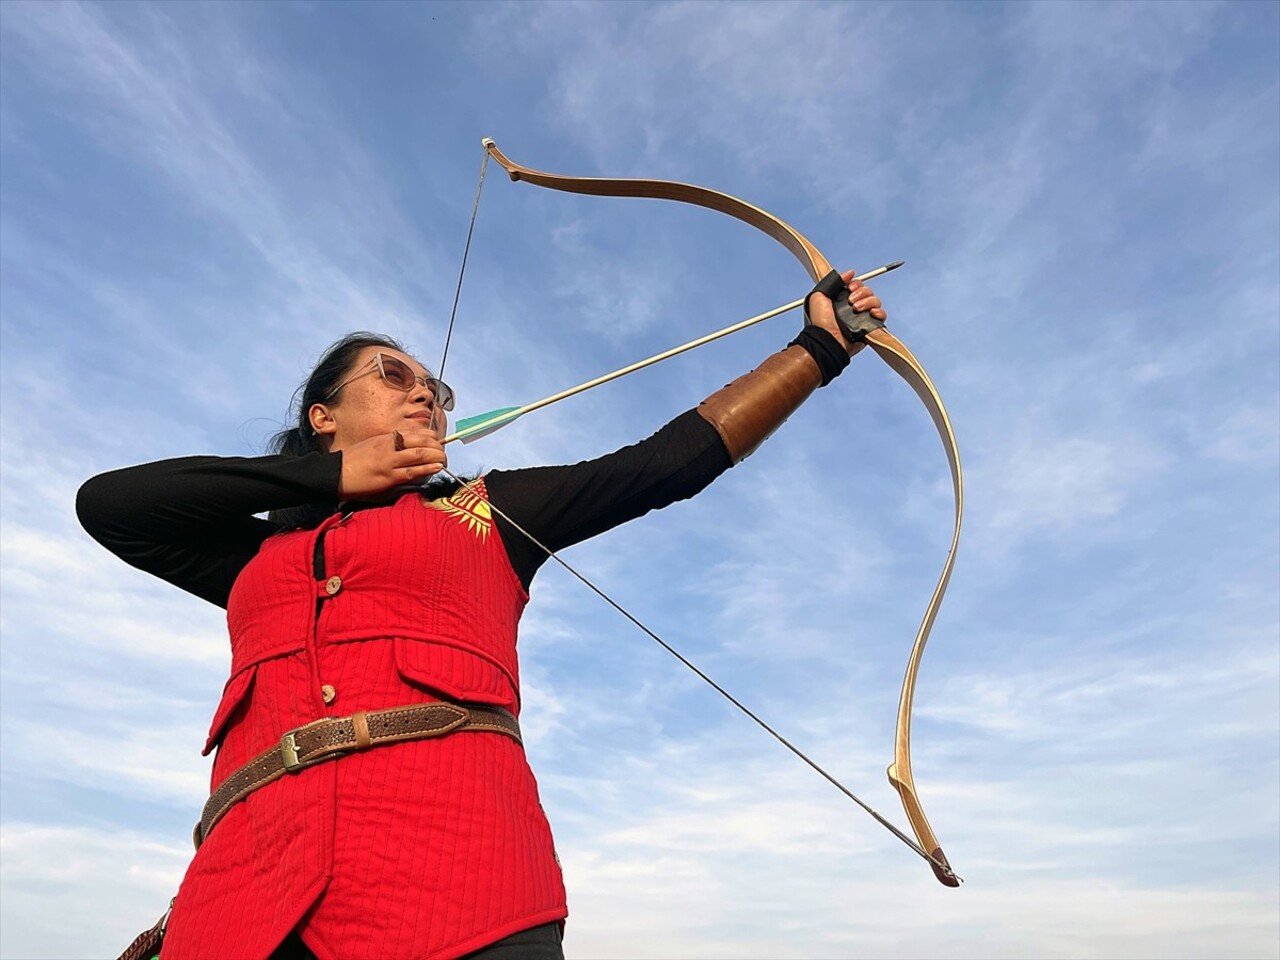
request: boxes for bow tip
[480,138,521,181]
[929,846,961,887]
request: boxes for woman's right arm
[76,453,342,607]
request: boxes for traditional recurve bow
[460,139,964,886]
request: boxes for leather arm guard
[698,337,833,464]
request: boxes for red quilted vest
[161,481,567,960]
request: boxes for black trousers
[271,921,565,959]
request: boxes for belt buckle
[280,731,304,772]
[280,718,331,773]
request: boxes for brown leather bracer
[697,345,823,463]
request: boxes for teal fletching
[453,406,523,443]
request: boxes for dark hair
[268,331,462,529]
[269,331,406,459]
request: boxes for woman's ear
[308,403,337,437]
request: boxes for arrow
[443,260,903,445]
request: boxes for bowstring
[437,146,490,383]
[435,465,959,883]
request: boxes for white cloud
[2,2,1276,958]
[976,432,1164,548]
[0,823,189,960]
[1202,403,1280,466]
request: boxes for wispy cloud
[0,824,190,959]
[3,2,1276,958]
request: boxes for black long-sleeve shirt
[77,409,731,604]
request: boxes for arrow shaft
[442,262,899,445]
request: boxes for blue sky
[1,2,1277,957]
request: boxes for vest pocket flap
[202,664,258,756]
[394,638,517,708]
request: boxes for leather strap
[195,702,521,848]
[116,900,172,960]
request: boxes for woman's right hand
[337,427,447,499]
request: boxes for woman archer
[77,274,885,960]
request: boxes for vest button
[321,684,337,704]
[325,576,342,596]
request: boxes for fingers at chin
[407,464,444,482]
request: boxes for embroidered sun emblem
[425,479,492,541]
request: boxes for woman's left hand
[806,269,887,355]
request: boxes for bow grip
[804,269,885,342]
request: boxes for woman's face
[308,346,448,453]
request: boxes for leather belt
[195,702,521,848]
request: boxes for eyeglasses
[325,353,455,410]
